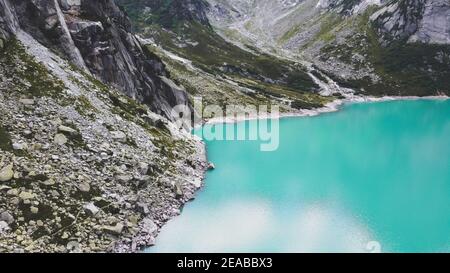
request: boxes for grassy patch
[74,95,97,118]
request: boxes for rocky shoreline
[201,94,450,127]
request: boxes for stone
[142,218,158,234]
[191,178,202,189]
[51,190,60,197]
[10,198,19,206]
[0,185,11,191]
[0,164,14,182]
[19,191,35,200]
[58,125,78,135]
[66,241,81,252]
[110,131,127,143]
[83,202,99,216]
[78,182,90,192]
[36,220,44,227]
[115,174,132,183]
[100,152,109,159]
[128,215,139,226]
[135,202,149,215]
[207,162,216,170]
[30,206,39,214]
[54,133,68,145]
[19,98,35,105]
[12,142,28,150]
[103,223,124,235]
[0,221,9,234]
[174,182,183,197]
[0,211,14,224]
[41,179,56,186]
[138,162,149,175]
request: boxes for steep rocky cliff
[371,0,450,45]
[1,0,190,119]
[0,0,208,253]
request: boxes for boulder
[142,218,158,234]
[115,174,133,183]
[0,211,14,224]
[58,125,78,136]
[66,241,81,252]
[6,188,19,196]
[174,182,183,198]
[103,223,124,236]
[135,202,149,215]
[54,133,68,145]
[19,191,35,200]
[83,202,99,216]
[110,131,127,143]
[0,163,14,182]
[12,142,28,150]
[77,182,90,193]
[30,206,39,214]
[0,221,9,234]
[138,162,149,175]
[19,98,35,105]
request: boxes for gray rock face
[0,0,18,40]
[409,0,450,44]
[0,0,190,120]
[370,0,424,42]
[0,211,14,225]
[371,0,450,45]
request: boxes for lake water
[149,99,450,253]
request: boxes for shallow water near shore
[148,99,450,253]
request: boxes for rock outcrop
[410,0,450,44]
[371,0,450,45]
[0,0,18,41]
[1,0,190,119]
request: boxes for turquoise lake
[150,99,450,253]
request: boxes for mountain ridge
[205,0,450,96]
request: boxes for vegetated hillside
[116,0,335,112]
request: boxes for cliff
[1,0,190,119]
[0,0,207,253]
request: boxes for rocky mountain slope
[206,0,450,96]
[0,0,208,253]
[116,0,337,113]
